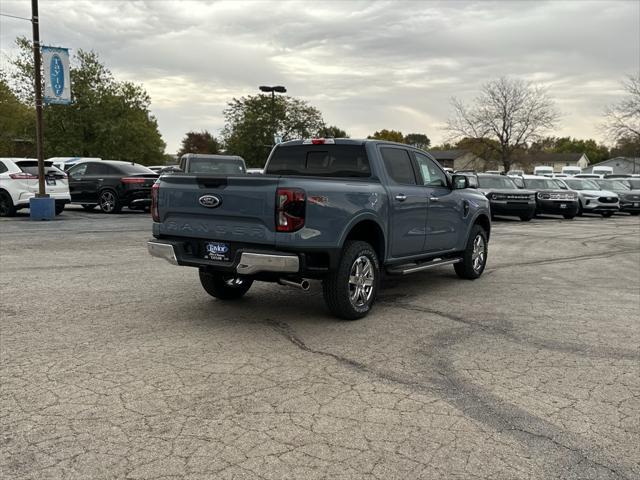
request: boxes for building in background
[524,152,590,173]
[428,149,487,171]
[586,157,640,174]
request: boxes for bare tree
[604,73,640,143]
[446,77,559,171]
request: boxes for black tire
[81,204,96,211]
[577,200,583,216]
[454,224,488,280]
[98,189,122,214]
[322,240,380,320]
[55,203,65,215]
[519,213,534,222]
[601,211,614,218]
[199,269,253,300]
[563,214,575,220]
[0,191,16,217]
[630,212,640,216]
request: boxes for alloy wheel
[472,234,486,272]
[100,191,116,213]
[348,255,375,308]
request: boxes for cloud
[1,0,638,154]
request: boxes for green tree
[177,130,220,157]
[610,135,640,157]
[0,72,34,156]
[9,37,165,164]
[222,94,325,167]
[368,129,404,142]
[403,133,430,150]
[318,125,348,138]
[530,136,610,164]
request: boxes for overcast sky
[1,0,639,154]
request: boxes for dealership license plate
[203,242,232,262]
[46,178,56,186]
[634,202,639,207]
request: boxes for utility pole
[259,85,286,145]
[31,0,47,197]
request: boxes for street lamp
[259,85,286,145]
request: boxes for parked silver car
[557,178,619,217]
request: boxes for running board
[386,257,462,275]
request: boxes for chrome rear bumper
[147,241,299,274]
[148,241,178,265]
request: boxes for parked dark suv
[476,174,536,221]
[67,160,158,213]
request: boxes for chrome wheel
[348,255,375,308]
[99,191,116,213]
[471,234,486,272]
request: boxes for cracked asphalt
[1,207,639,479]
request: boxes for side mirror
[452,174,477,189]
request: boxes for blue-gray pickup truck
[148,139,491,319]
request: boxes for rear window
[189,159,245,175]
[15,161,63,176]
[116,163,156,175]
[266,145,370,177]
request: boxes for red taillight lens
[311,138,325,145]
[121,177,146,184]
[276,188,305,232]
[151,182,160,222]
[9,172,38,180]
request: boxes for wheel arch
[339,215,386,264]
[472,212,491,241]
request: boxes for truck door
[380,147,429,258]
[413,152,463,252]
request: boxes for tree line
[2,36,638,169]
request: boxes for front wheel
[601,211,614,218]
[519,213,534,222]
[630,212,640,216]
[563,214,575,220]
[323,241,380,320]
[0,191,16,217]
[199,269,253,300]
[454,225,488,280]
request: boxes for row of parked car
[2,152,639,221]
[457,171,640,221]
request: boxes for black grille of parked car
[598,197,618,203]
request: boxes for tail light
[303,138,335,145]
[151,182,160,222]
[10,172,38,179]
[276,188,305,232]
[121,177,146,184]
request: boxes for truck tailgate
[157,175,278,245]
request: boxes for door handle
[430,196,440,202]
[395,194,407,202]
[97,178,104,181]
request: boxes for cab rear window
[266,145,370,177]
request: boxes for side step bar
[386,257,462,275]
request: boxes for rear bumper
[148,239,300,275]
[16,191,71,207]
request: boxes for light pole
[259,85,286,145]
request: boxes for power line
[0,12,32,22]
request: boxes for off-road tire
[199,269,253,300]
[98,189,122,214]
[454,224,488,280]
[323,240,380,320]
[0,191,16,217]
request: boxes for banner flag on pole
[42,46,71,105]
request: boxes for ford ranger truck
[148,139,491,320]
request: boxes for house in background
[524,152,589,172]
[427,149,488,171]
[585,157,640,174]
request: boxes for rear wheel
[98,189,121,214]
[55,204,65,215]
[454,224,488,280]
[323,241,380,320]
[199,269,253,300]
[0,191,16,217]
[81,204,96,211]
[601,211,614,218]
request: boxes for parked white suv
[0,158,71,216]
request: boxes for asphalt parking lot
[1,207,639,479]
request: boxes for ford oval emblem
[50,54,64,97]
[199,194,222,208]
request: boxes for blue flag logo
[50,54,65,97]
